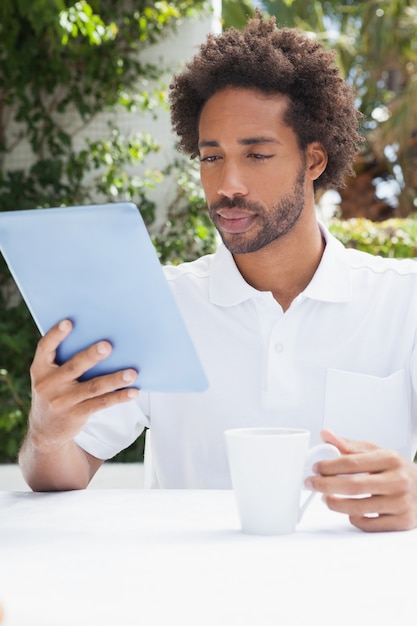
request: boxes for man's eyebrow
[198,140,220,149]
[238,137,280,146]
[198,137,280,149]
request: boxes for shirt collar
[210,243,259,306]
[209,223,352,306]
[302,224,352,303]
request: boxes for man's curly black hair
[169,12,363,192]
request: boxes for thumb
[320,428,379,454]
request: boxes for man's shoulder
[343,246,417,277]
[163,252,216,282]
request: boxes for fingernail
[58,320,70,332]
[122,369,136,383]
[127,388,139,399]
[304,478,314,490]
[97,342,110,355]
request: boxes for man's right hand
[28,319,139,449]
[19,319,139,491]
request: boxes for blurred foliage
[0,0,212,463]
[221,0,255,28]
[152,159,218,264]
[0,297,39,462]
[257,0,417,219]
[329,217,417,257]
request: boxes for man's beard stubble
[209,165,306,255]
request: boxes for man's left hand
[305,429,417,532]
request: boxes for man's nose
[216,160,248,198]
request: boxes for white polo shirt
[74,226,417,488]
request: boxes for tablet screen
[0,203,208,392]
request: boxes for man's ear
[306,142,328,181]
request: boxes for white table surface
[0,488,415,626]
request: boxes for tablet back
[0,202,208,392]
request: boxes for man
[19,14,417,532]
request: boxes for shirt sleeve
[74,397,149,460]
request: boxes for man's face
[198,88,308,254]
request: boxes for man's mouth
[215,209,257,234]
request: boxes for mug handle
[298,443,341,522]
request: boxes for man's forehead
[198,88,291,146]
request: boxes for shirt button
[275,343,284,353]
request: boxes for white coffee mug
[224,427,340,536]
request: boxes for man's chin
[221,235,264,255]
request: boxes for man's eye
[248,153,273,160]
[200,155,220,162]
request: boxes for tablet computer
[0,202,208,392]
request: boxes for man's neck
[232,218,325,312]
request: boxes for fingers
[307,442,417,532]
[28,372,139,451]
[31,319,74,374]
[33,356,139,421]
[349,511,417,532]
[52,339,114,386]
[324,493,417,532]
[32,319,116,385]
[68,381,139,424]
[315,465,405,499]
[325,492,407,517]
[313,448,394,479]
[320,428,378,454]
[309,449,406,494]
[57,367,139,415]
[29,319,140,447]
[312,430,382,481]
[32,319,138,398]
